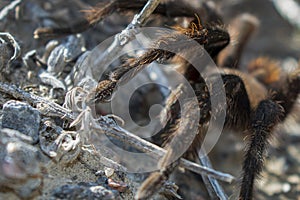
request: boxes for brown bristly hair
[82,1,118,25]
[247,57,282,85]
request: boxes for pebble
[51,183,119,200]
[47,34,86,74]
[287,175,300,184]
[104,167,115,177]
[266,157,287,175]
[2,100,41,143]
[282,183,291,193]
[263,182,282,196]
[263,181,292,196]
[0,128,43,199]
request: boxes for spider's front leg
[86,22,229,104]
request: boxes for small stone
[0,128,43,199]
[282,183,291,193]
[107,178,128,192]
[95,170,105,176]
[2,100,41,143]
[287,175,300,184]
[266,157,287,175]
[263,182,282,196]
[104,167,114,177]
[52,183,119,200]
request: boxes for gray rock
[51,183,120,200]
[0,128,43,199]
[47,34,86,75]
[2,100,41,143]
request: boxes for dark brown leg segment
[239,100,283,200]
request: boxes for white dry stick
[0,0,22,20]
[130,0,161,27]
[119,0,161,44]
[0,82,235,183]
[0,82,75,120]
[198,149,228,200]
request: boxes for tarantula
[35,1,300,199]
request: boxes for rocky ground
[0,0,299,199]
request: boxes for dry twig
[0,82,75,120]
[198,149,228,200]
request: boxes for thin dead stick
[180,158,234,183]
[0,0,22,20]
[0,82,75,120]
[127,0,161,29]
[0,82,235,183]
[198,149,228,200]
[201,172,218,199]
